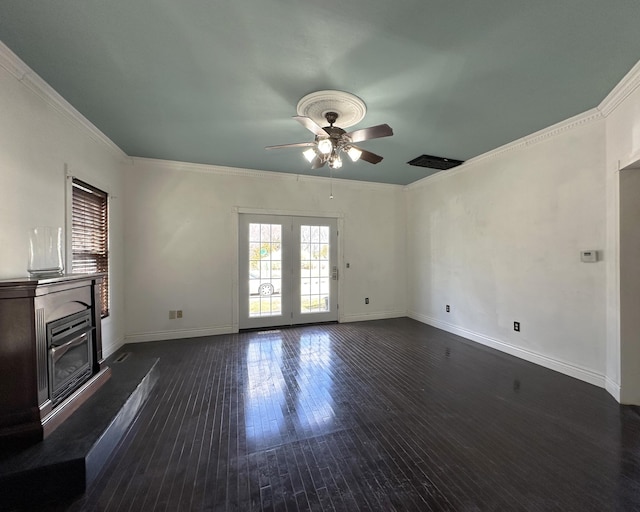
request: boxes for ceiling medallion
[296,90,367,129]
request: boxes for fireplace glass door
[48,310,93,405]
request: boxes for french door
[239,214,338,329]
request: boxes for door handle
[332,266,338,280]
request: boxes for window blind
[72,179,109,317]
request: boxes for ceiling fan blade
[311,155,326,169]
[265,142,315,150]
[355,147,384,164]
[293,116,329,137]
[346,124,393,143]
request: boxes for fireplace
[48,310,94,407]
[0,274,111,443]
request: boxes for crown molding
[0,40,127,159]
[598,59,640,117]
[129,157,404,192]
[405,57,640,192]
[0,42,26,80]
[466,108,603,166]
[406,108,604,191]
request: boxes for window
[71,179,109,317]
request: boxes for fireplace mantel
[0,274,111,443]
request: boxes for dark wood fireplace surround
[0,274,111,444]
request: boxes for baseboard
[341,310,406,323]
[605,377,621,402]
[124,325,236,344]
[408,311,606,389]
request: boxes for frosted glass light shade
[317,139,332,155]
[347,147,362,162]
[303,148,316,162]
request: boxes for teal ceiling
[2,1,640,185]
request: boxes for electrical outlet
[177,310,183,319]
[169,310,176,320]
[446,305,450,312]
[514,321,520,332]
[365,297,369,305]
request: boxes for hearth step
[0,351,159,510]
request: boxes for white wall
[123,158,406,342]
[406,115,608,386]
[0,43,127,357]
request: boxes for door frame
[232,207,344,331]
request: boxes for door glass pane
[248,223,282,318]
[300,225,330,314]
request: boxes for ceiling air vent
[407,154,464,170]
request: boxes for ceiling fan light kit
[265,90,393,172]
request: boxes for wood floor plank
[57,318,640,511]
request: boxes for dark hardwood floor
[61,318,640,511]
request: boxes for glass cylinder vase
[27,226,64,277]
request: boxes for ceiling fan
[265,90,393,170]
